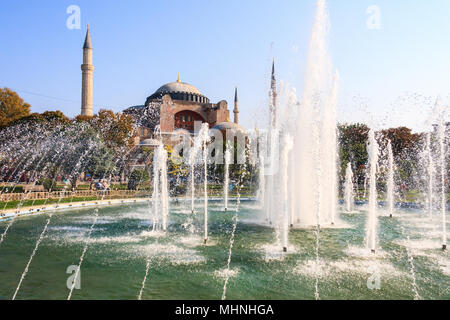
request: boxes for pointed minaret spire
[83,24,92,49]
[233,86,239,124]
[270,58,277,128]
[81,25,94,116]
[271,59,276,82]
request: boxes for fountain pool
[0,201,448,300]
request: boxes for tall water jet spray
[160,146,169,232]
[437,116,447,250]
[190,162,195,214]
[257,142,266,210]
[289,152,295,227]
[264,129,279,225]
[15,141,95,300]
[288,0,338,226]
[189,127,206,214]
[151,149,160,230]
[425,132,435,218]
[197,123,211,244]
[281,134,293,252]
[150,144,169,232]
[344,163,354,212]
[363,174,368,200]
[224,145,231,211]
[387,140,395,218]
[263,57,279,226]
[321,71,339,225]
[366,129,379,253]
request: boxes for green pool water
[0,201,448,300]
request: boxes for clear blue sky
[1,0,449,131]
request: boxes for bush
[128,170,149,190]
[39,178,54,191]
[2,186,24,193]
[110,184,128,190]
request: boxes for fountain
[188,123,210,215]
[137,143,169,300]
[366,129,379,254]
[14,142,95,300]
[424,132,435,218]
[437,115,447,251]
[322,72,339,225]
[282,0,339,227]
[264,129,279,225]
[194,123,211,244]
[257,148,265,209]
[281,134,293,252]
[344,163,354,213]
[151,144,169,232]
[223,145,231,211]
[387,140,395,218]
[221,212,238,300]
[0,0,449,301]
[151,150,160,230]
[363,174,368,201]
[189,147,197,214]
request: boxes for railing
[0,190,149,202]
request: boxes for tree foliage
[75,109,135,149]
[338,123,370,186]
[0,88,31,128]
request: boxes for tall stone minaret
[81,25,94,117]
[233,86,239,124]
[270,59,277,128]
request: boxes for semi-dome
[146,76,210,104]
[172,128,192,136]
[139,138,161,147]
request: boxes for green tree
[338,123,370,188]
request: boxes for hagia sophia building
[80,27,246,146]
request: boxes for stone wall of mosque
[159,95,229,133]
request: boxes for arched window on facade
[174,110,205,132]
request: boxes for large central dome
[146,77,210,104]
[155,81,202,95]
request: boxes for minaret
[81,25,94,117]
[270,59,277,128]
[233,87,239,124]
